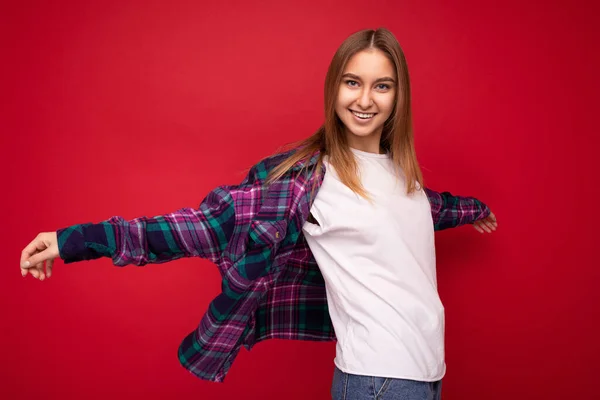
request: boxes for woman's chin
[346,128,379,138]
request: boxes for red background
[2,1,598,399]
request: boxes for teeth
[351,110,375,119]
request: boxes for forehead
[343,49,395,79]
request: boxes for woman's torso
[302,148,446,381]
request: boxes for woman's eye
[376,84,390,90]
[346,80,358,87]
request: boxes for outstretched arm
[424,187,497,232]
[57,186,236,267]
[20,186,237,280]
[19,157,276,280]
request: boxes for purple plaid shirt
[57,148,490,382]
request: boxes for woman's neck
[345,128,385,155]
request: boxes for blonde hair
[265,27,424,199]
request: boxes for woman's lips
[349,109,377,122]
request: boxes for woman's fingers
[21,248,33,270]
[474,221,491,233]
[27,260,48,280]
[21,232,60,280]
[21,248,38,278]
[21,235,45,266]
[29,268,39,279]
[38,263,45,280]
[21,247,39,277]
[47,258,54,278]
[477,221,489,233]
[485,219,497,231]
[486,213,497,228]
[28,248,53,268]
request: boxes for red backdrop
[2,1,598,399]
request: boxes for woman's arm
[424,187,492,231]
[20,155,281,279]
[57,186,236,266]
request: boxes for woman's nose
[356,89,373,109]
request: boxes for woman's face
[335,49,397,149]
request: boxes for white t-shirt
[302,148,445,381]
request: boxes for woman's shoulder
[259,148,298,171]
[240,148,298,185]
[243,146,321,186]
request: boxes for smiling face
[335,49,397,153]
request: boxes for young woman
[20,28,497,400]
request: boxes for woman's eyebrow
[342,73,396,84]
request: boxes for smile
[350,109,376,119]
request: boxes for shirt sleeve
[424,187,491,231]
[57,186,236,266]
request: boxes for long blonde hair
[265,27,424,199]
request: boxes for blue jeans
[331,366,443,400]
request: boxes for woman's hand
[20,232,60,280]
[473,212,497,233]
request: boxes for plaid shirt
[57,148,490,382]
